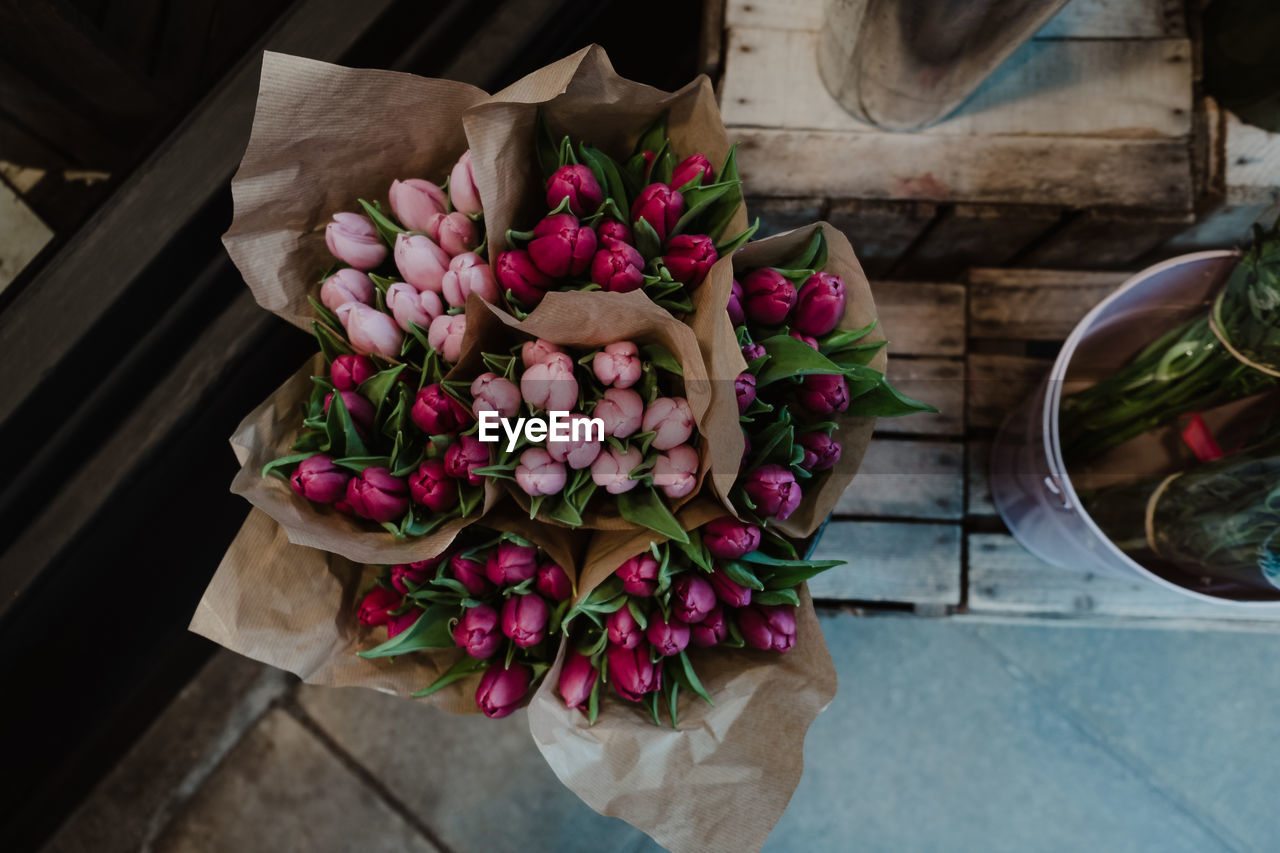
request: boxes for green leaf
[308,295,343,332]
[633,110,669,158]
[360,365,406,410]
[633,216,663,261]
[776,227,825,273]
[825,340,888,368]
[667,677,680,728]
[627,598,649,630]
[671,181,734,239]
[313,321,354,363]
[545,496,584,527]
[721,560,765,591]
[702,144,745,242]
[757,335,858,387]
[753,587,801,606]
[262,452,313,480]
[535,109,560,182]
[332,455,392,472]
[715,218,759,256]
[677,650,713,705]
[617,487,688,543]
[851,379,939,417]
[358,198,406,245]
[579,144,629,213]
[641,344,684,377]
[357,604,456,658]
[413,655,489,698]
[324,387,368,457]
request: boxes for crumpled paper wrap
[191,505,581,712]
[229,353,503,565]
[528,499,838,853]
[731,222,887,539]
[222,51,488,330]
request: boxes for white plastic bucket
[990,250,1280,605]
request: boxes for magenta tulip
[738,604,797,653]
[331,354,377,391]
[502,593,549,647]
[727,278,746,326]
[799,432,842,472]
[631,183,684,245]
[454,604,502,659]
[590,240,645,293]
[670,153,715,189]
[607,641,661,702]
[409,459,458,512]
[496,250,553,306]
[606,606,643,650]
[709,568,752,608]
[486,543,538,586]
[743,268,796,325]
[741,342,765,361]
[357,585,401,626]
[672,573,716,624]
[615,553,660,597]
[536,561,572,601]
[476,663,532,718]
[444,435,489,486]
[703,516,762,559]
[325,212,386,271]
[546,164,603,217]
[344,467,410,523]
[646,614,690,657]
[558,651,598,711]
[663,234,717,288]
[390,560,437,594]
[796,373,850,416]
[389,178,448,232]
[529,213,597,277]
[690,604,728,647]
[743,464,802,520]
[735,372,757,414]
[597,218,633,246]
[450,553,491,596]
[289,454,349,503]
[323,390,375,438]
[386,608,420,638]
[790,332,819,349]
[411,384,472,435]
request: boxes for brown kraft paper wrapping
[732,222,888,539]
[222,51,489,330]
[526,499,838,853]
[229,354,502,565]
[190,505,582,714]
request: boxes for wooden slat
[967,440,996,517]
[808,520,962,604]
[725,0,822,31]
[828,199,937,278]
[0,179,53,294]
[722,28,1192,139]
[732,128,1194,210]
[745,196,823,238]
[969,533,1280,621]
[877,357,965,437]
[894,204,1062,279]
[1160,202,1275,253]
[1022,208,1196,268]
[870,281,965,358]
[968,268,1127,339]
[836,439,964,520]
[967,353,1053,430]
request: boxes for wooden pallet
[805,264,1280,630]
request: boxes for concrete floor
[44,613,1280,853]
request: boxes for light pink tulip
[423,211,445,242]
[592,341,641,389]
[449,150,483,215]
[590,445,643,494]
[521,339,564,369]
[642,397,694,450]
[325,212,386,271]
[546,414,602,469]
[389,179,448,232]
[515,448,567,496]
[394,232,450,292]
[320,268,375,313]
[428,313,467,363]
[653,444,699,498]
[594,387,643,438]
[438,211,479,256]
[471,372,522,419]
[337,302,403,358]
[441,253,499,308]
[385,282,444,332]
[520,352,578,412]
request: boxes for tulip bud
[558,651,598,711]
[486,542,538,586]
[496,250,553,306]
[422,212,446,243]
[743,268,797,325]
[454,603,502,659]
[444,435,489,486]
[709,567,752,608]
[470,372,522,419]
[386,281,444,333]
[393,233,451,292]
[790,332,819,349]
[546,414,602,470]
[391,559,439,594]
[738,604,797,653]
[590,445,643,495]
[592,341,641,389]
[642,396,694,450]
[386,608,420,638]
[606,641,661,702]
[743,464,801,520]
[546,164,604,217]
[441,252,499,308]
[631,183,684,245]
[389,178,448,232]
[331,354,377,391]
[670,153,715,189]
[289,454,350,503]
[799,432,842,472]
[606,605,643,649]
[438,211,479,256]
[411,384,472,435]
[662,234,717,288]
[325,212,387,271]
[427,313,467,363]
[536,561,572,601]
[323,390,375,438]
[653,444,699,499]
[476,663,533,718]
[502,593,550,649]
[796,373,850,417]
[741,342,765,362]
[521,339,564,368]
[590,240,645,293]
[615,553,660,597]
[338,302,403,359]
[727,278,746,327]
[672,573,717,623]
[320,268,375,313]
[357,585,401,626]
[597,218,633,247]
[520,352,578,413]
[703,516,762,559]
[646,614,690,657]
[515,448,567,496]
[344,467,410,523]
[409,458,458,512]
[449,150,484,215]
[594,387,644,438]
[741,431,752,469]
[734,372,757,414]
[450,553,491,596]
[690,604,728,647]
[529,213,597,277]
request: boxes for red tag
[1181,414,1224,462]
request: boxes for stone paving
[43,613,1280,853]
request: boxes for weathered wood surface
[827,200,937,277]
[808,521,962,604]
[745,196,824,238]
[876,358,966,437]
[870,280,966,358]
[968,268,1127,340]
[967,440,996,517]
[893,204,1062,279]
[836,439,965,521]
[967,353,1054,430]
[1023,208,1196,268]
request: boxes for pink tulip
[738,604,797,653]
[647,614,690,657]
[325,212,386,271]
[690,604,728,647]
[409,459,458,512]
[521,339,564,368]
[454,604,502,659]
[592,341,641,389]
[338,302,403,359]
[386,281,444,332]
[345,467,410,523]
[449,150,483,215]
[590,240,645,293]
[323,390,375,438]
[670,153,715,189]
[438,211,479,256]
[641,396,694,450]
[476,663,532,718]
[653,444,699,499]
[743,268,796,326]
[331,354,377,391]
[727,278,746,327]
[607,641,660,702]
[289,454,349,503]
[450,553,491,596]
[471,372,522,419]
[389,178,448,232]
[529,213,597,277]
[502,593,549,647]
[663,234,717,288]
[515,448,567,496]
[422,212,446,243]
[546,164,603,217]
[743,464,801,520]
[387,608,420,638]
[793,271,846,336]
[445,435,489,486]
[393,233,450,292]
[590,445,642,494]
[357,586,401,626]
[672,573,716,623]
[320,268,375,313]
[615,553,659,597]
[799,432,841,472]
[520,352,578,412]
[735,372,757,414]
[496,250,552,306]
[606,606,643,649]
[411,384,472,435]
[631,183,684,245]
[485,543,538,586]
[796,373,850,416]
[594,387,643,437]
[558,651,598,711]
[536,561,572,601]
[709,568,752,608]
[546,414,602,470]
[427,313,467,363]
[441,252,499,308]
[597,218,633,246]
